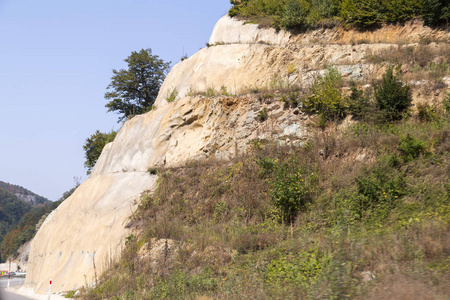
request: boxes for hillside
[82,107,449,299]
[0,181,50,206]
[0,181,51,261]
[25,12,450,299]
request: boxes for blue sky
[0,1,230,200]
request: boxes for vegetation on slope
[0,190,32,261]
[229,0,450,29]
[79,65,450,298]
[84,130,117,175]
[76,13,450,298]
[0,181,50,205]
[0,181,53,261]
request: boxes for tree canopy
[105,48,170,122]
[230,0,450,29]
[83,130,117,174]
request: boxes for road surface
[0,278,32,300]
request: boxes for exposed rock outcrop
[25,15,450,294]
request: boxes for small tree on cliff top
[83,130,117,174]
[105,48,170,122]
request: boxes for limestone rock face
[26,15,448,295]
[209,15,291,45]
[26,173,156,293]
[155,16,399,108]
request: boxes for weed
[80,104,450,299]
[205,86,216,98]
[147,167,158,175]
[220,85,231,96]
[443,93,450,114]
[166,87,178,102]
[257,108,269,122]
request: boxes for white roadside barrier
[47,279,52,300]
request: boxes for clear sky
[0,0,231,200]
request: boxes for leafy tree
[83,130,117,174]
[382,0,423,22]
[282,0,311,28]
[341,0,384,28]
[105,48,170,122]
[374,66,412,121]
[422,0,450,25]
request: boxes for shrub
[356,160,406,219]
[398,134,428,162]
[340,0,383,28]
[265,247,328,290]
[220,85,231,96]
[307,0,341,25]
[270,163,317,223]
[231,0,450,29]
[83,130,117,174]
[422,0,450,26]
[443,93,450,114]
[382,0,423,22]
[374,66,412,122]
[305,65,346,121]
[417,103,438,122]
[282,0,311,28]
[205,86,216,97]
[346,81,372,120]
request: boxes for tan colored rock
[155,42,394,108]
[209,15,291,45]
[26,172,156,293]
[25,14,450,295]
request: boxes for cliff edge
[25,15,450,294]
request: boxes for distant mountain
[0,181,50,205]
[0,181,52,261]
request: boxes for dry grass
[79,98,450,300]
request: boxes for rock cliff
[25,15,450,294]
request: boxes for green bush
[341,0,384,28]
[398,134,428,162]
[422,0,450,26]
[230,0,450,29]
[83,130,117,174]
[270,163,317,223]
[382,0,423,22]
[346,81,372,120]
[305,65,346,121]
[443,93,450,114]
[356,163,406,219]
[257,108,269,122]
[266,248,328,290]
[417,103,438,122]
[374,66,412,122]
[308,0,341,23]
[281,0,311,28]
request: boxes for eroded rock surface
[25,15,449,294]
